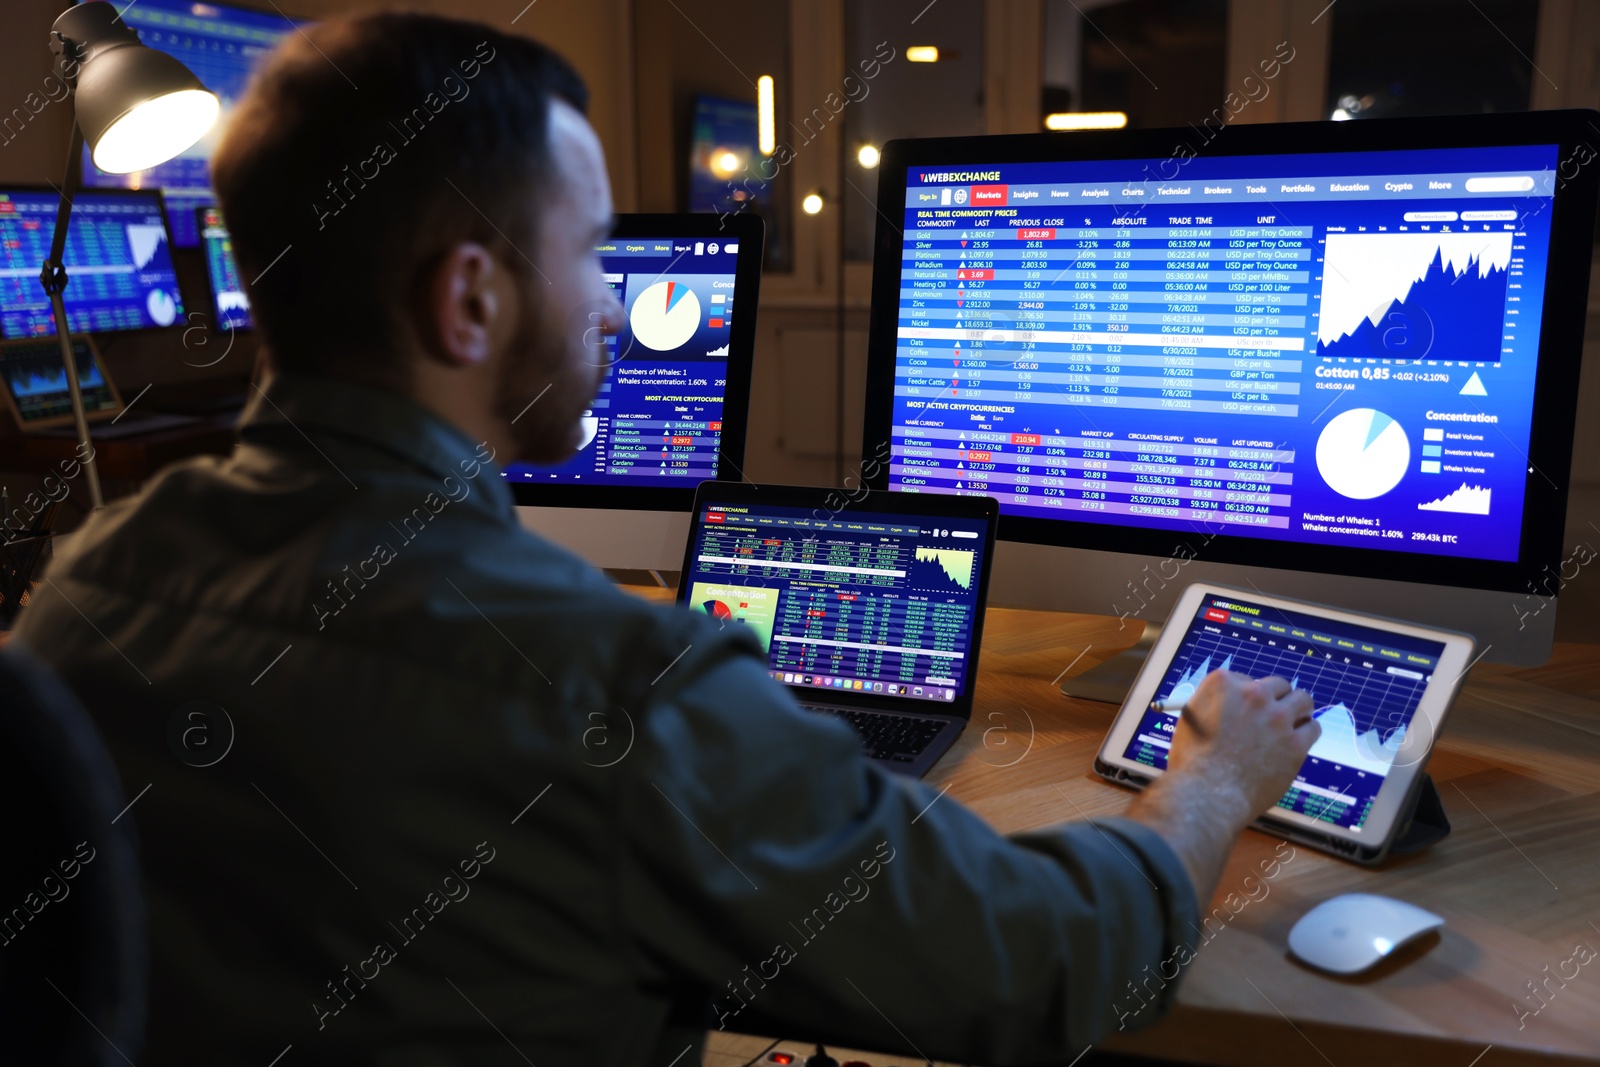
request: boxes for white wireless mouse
[1287,893,1444,974]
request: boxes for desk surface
[0,414,236,482]
[625,585,1600,1067]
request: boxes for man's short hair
[212,12,588,385]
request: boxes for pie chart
[146,288,178,327]
[629,280,701,351]
[1315,407,1410,500]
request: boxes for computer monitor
[861,111,1600,675]
[77,0,301,248]
[197,207,253,331]
[510,213,763,571]
[0,188,186,340]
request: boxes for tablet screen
[1120,592,1447,832]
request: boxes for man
[15,12,1318,1065]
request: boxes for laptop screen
[682,498,990,705]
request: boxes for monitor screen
[198,207,253,331]
[502,234,747,488]
[873,142,1560,568]
[1119,591,1446,832]
[0,338,117,424]
[681,500,990,704]
[0,189,185,339]
[78,0,301,248]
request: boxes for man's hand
[1167,670,1320,822]
[1124,670,1319,912]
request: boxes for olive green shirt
[16,373,1199,1066]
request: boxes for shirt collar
[238,371,515,517]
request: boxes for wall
[0,0,637,398]
[1,0,635,198]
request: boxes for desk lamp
[42,1,219,508]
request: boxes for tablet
[1095,583,1476,864]
[0,336,123,432]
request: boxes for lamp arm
[39,121,105,510]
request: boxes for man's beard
[493,285,603,465]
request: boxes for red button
[970,183,1008,204]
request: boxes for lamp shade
[52,2,220,174]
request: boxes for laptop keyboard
[801,705,946,764]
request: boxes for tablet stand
[1387,774,1450,855]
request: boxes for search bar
[951,530,979,539]
[1465,176,1535,192]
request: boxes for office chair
[0,644,146,1066]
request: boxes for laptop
[677,481,1000,777]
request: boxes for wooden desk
[622,586,1600,1066]
[934,607,1600,1067]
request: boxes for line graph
[912,546,975,589]
[126,223,169,271]
[1419,482,1492,515]
[1153,628,1428,781]
[1318,232,1514,363]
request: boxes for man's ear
[423,242,505,366]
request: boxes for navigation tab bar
[1204,606,1437,670]
[907,169,1551,210]
[593,241,676,257]
[704,511,925,537]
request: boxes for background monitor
[511,213,763,571]
[197,207,253,331]
[77,0,301,248]
[862,111,1599,672]
[0,188,185,340]
[686,95,765,217]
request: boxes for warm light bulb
[857,144,881,168]
[906,46,939,63]
[757,75,776,155]
[92,89,219,173]
[1044,111,1128,131]
[713,150,740,176]
[802,193,824,215]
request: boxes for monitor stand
[1059,621,1164,704]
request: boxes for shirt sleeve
[611,628,1200,1063]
